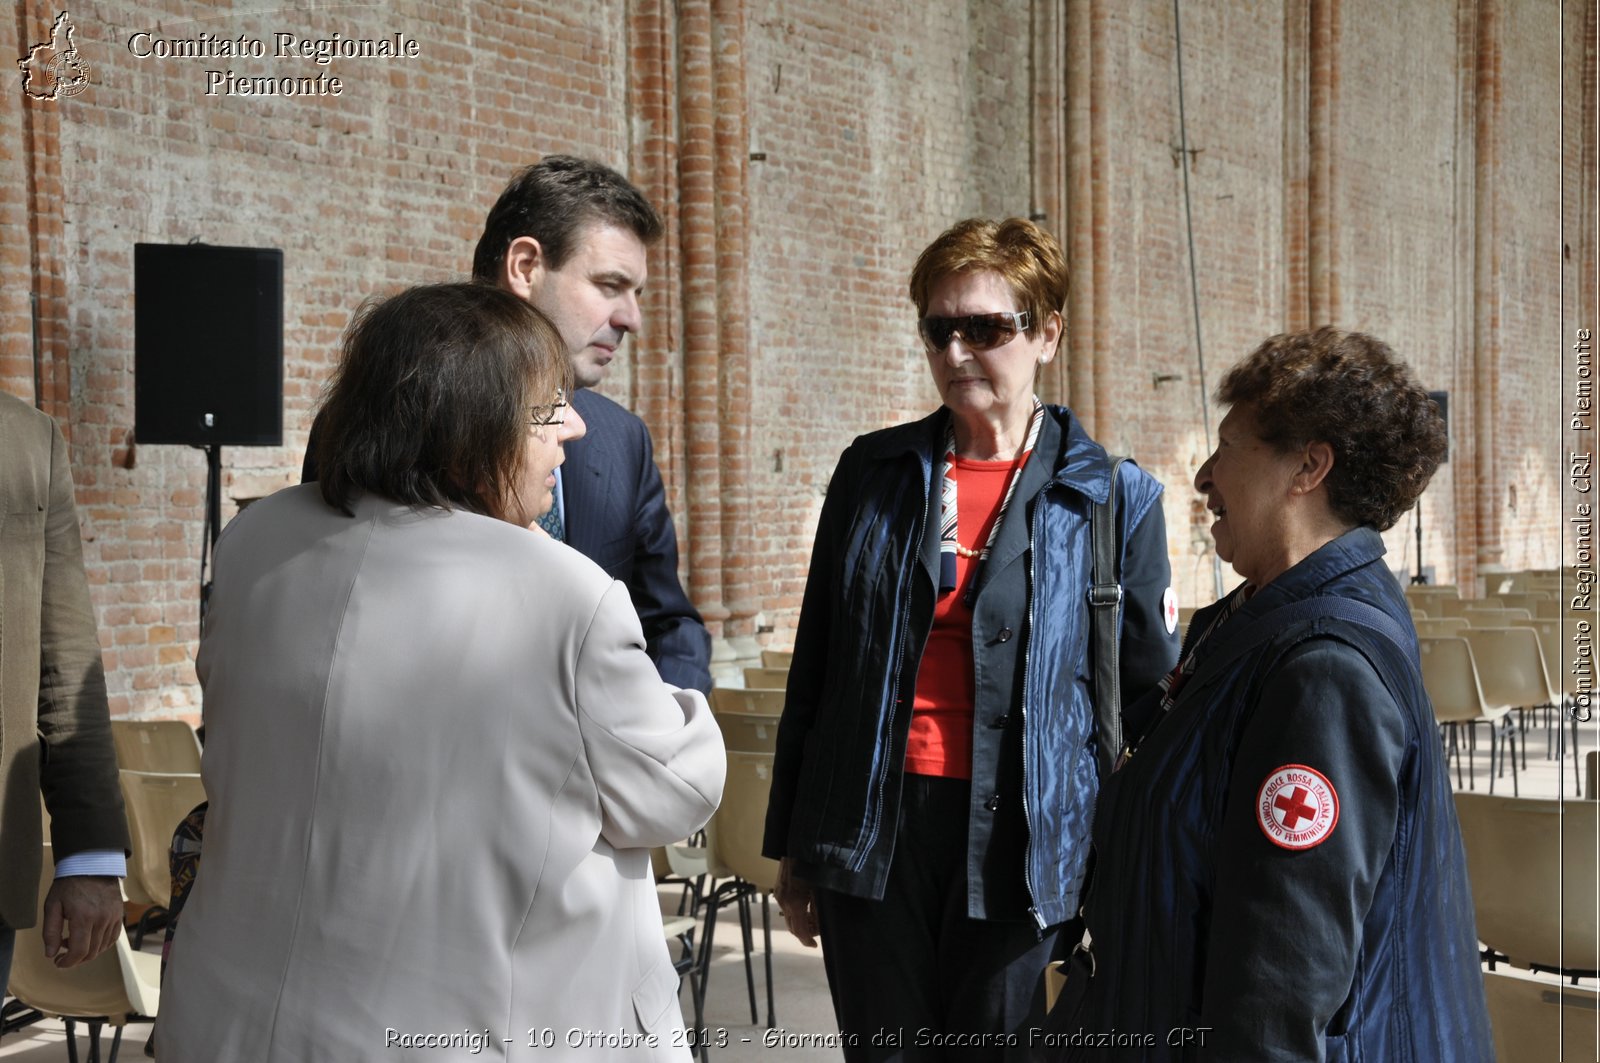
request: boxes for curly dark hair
[1216,327,1446,531]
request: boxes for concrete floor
[1,711,1590,1061]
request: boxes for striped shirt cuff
[53,850,127,878]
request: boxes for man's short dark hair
[315,282,569,518]
[470,155,664,282]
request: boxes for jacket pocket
[630,957,683,1035]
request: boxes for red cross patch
[1162,586,1179,635]
[1256,765,1339,850]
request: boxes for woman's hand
[774,857,820,947]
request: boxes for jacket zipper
[855,465,931,871]
[1021,488,1045,933]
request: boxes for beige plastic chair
[1413,616,1469,637]
[742,666,790,690]
[1484,972,1600,1063]
[1461,605,1534,627]
[1523,618,1584,790]
[118,770,206,910]
[710,686,786,715]
[715,710,782,753]
[1462,626,1555,777]
[703,750,781,1029]
[1455,794,1599,975]
[1494,591,1556,616]
[1404,585,1460,614]
[5,844,161,1061]
[760,649,794,669]
[1418,636,1518,794]
[109,719,201,775]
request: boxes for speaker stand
[198,444,223,624]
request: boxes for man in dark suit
[305,157,711,691]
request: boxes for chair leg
[761,892,776,1028]
[84,1020,102,1063]
[1572,715,1583,793]
[1487,722,1497,796]
[695,898,721,1036]
[65,1019,80,1063]
[1506,718,1519,797]
[105,1025,124,1063]
[736,888,758,1025]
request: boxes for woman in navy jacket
[1045,328,1490,1061]
[762,218,1180,1059]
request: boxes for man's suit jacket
[157,487,725,1061]
[565,389,712,692]
[0,391,128,929]
[300,392,713,692]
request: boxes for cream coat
[157,487,724,1061]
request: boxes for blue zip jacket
[1050,528,1492,1061]
[762,405,1179,928]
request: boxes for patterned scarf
[938,397,1046,600]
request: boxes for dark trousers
[814,775,1061,1062]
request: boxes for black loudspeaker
[135,243,283,446]
[1428,390,1449,464]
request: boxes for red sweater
[905,454,1024,778]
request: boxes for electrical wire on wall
[1172,0,1225,602]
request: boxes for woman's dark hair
[314,282,568,518]
[1216,326,1446,531]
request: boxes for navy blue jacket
[564,390,711,693]
[762,405,1179,928]
[1052,528,1491,1061]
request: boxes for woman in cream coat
[158,284,724,1061]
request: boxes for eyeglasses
[529,388,568,427]
[918,310,1031,352]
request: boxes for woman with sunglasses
[763,218,1180,1058]
[158,283,725,1061]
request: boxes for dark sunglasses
[918,310,1032,352]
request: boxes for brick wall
[3,0,1590,717]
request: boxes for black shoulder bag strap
[1088,457,1128,777]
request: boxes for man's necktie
[537,486,565,541]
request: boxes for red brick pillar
[1063,0,1099,429]
[1307,0,1341,327]
[712,0,757,657]
[0,9,36,400]
[629,0,686,523]
[13,1,70,423]
[1470,0,1504,583]
[1282,1,1312,332]
[1032,0,1069,406]
[678,0,729,637]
